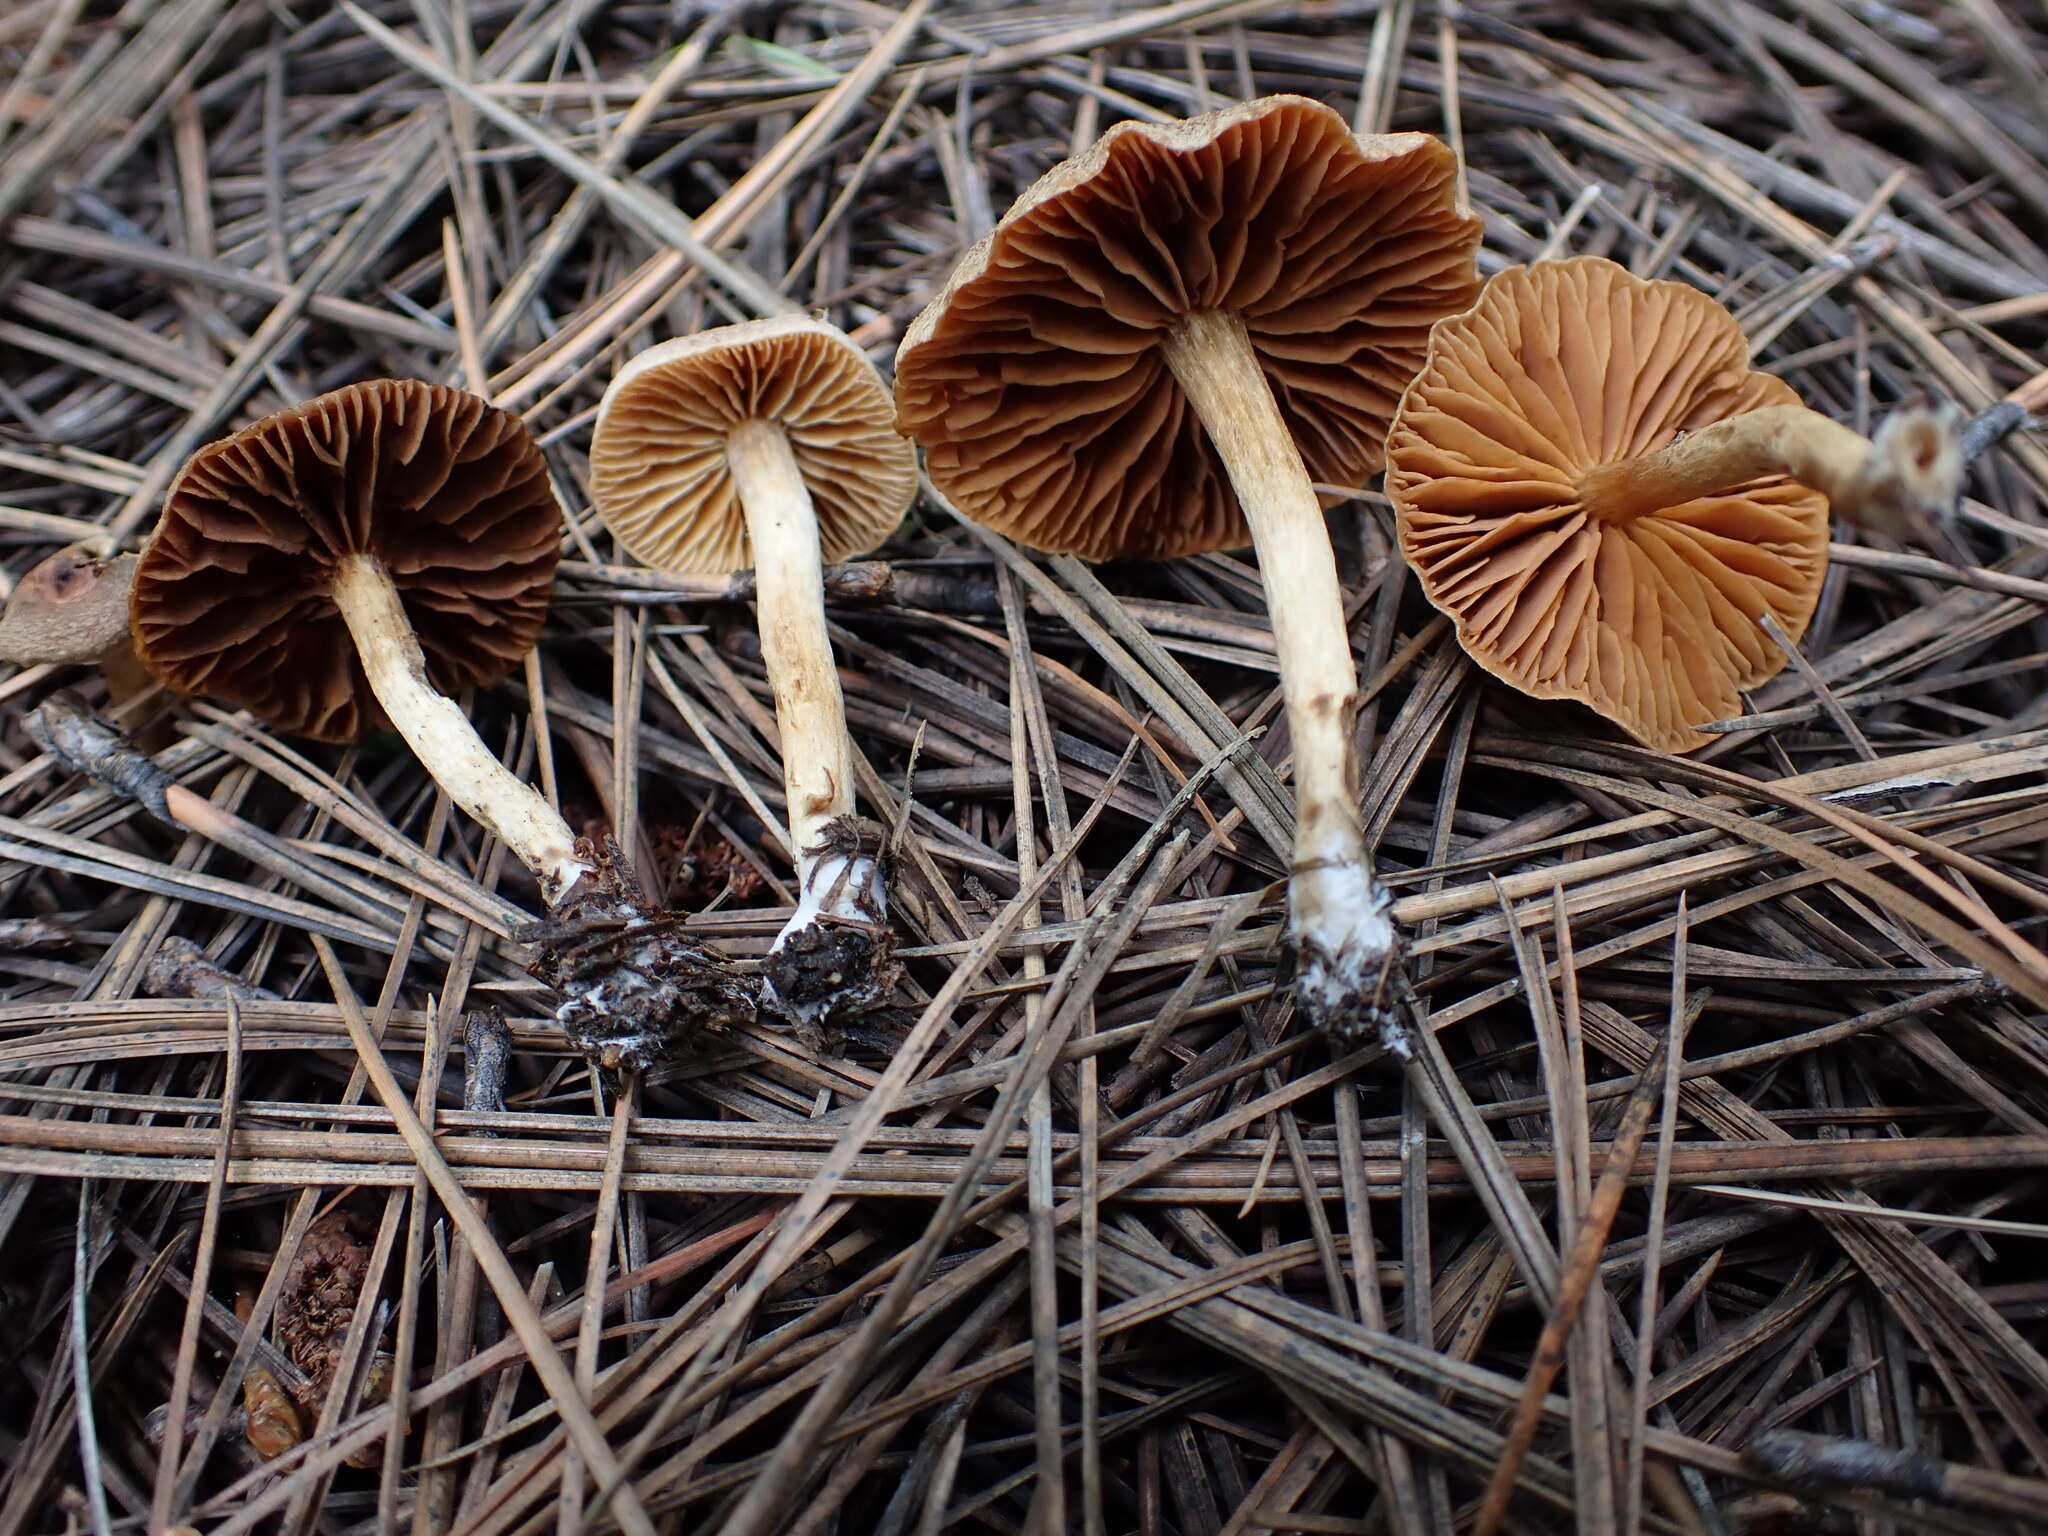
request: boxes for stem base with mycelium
[727,419,894,1037]
[331,553,750,1073]
[1159,309,1400,1044]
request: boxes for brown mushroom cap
[588,315,915,575]
[893,94,1480,562]
[0,548,136,665]
[130,380,561,744]
[1384,257,1829,755]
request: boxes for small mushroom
[0,546,155,709]
[129,380,752,1072]
[130,380,581,891]
[589,316,916,1034]
[1382,257,1963,754]
[893,95,1481,1044]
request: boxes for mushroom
[129,379,751,1072]
[1382,257,1964,754]
[892,95,1481,1044]
[129,380,582,892]
[589,315,917,1035]
[0,546,154,709]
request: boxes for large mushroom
[893,95,1481,1044]
[129,379,750,1072]
[1382,257,1963,754]
[588,316,917,1035]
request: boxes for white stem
[331,553,592,907]
[1160,310,1396,1028]
[727,419,872,921]
[774,852,887,948]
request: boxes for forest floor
[1,2,2046,1533]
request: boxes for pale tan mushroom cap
[894,94,1481,562]
[588,316,915,575]
[0,548,135,665]
[1384,257,1829,755]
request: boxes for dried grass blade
[307,936,660,1536]
[1471,1030,1670,1536]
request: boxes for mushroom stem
[1575,402,1963,531]
[329,553,593,907]
[100,645,157,716]
[726,420,888,963]
[1159,309,1398,1040]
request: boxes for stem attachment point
[760,816,899,1045]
